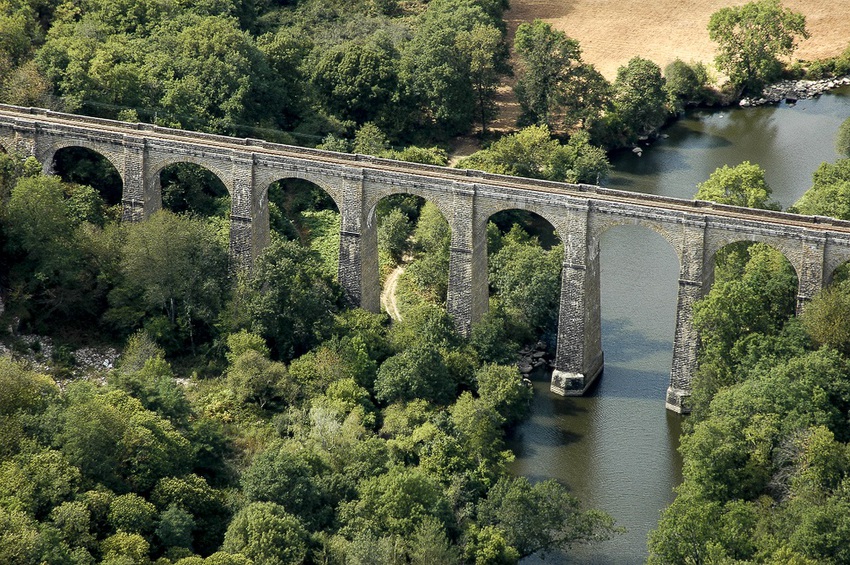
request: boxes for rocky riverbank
[740,76,850,107]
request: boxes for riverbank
[741,75,850,106]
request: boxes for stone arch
[145,153,232,195]
[39,139,125,185]
[824,246,850,286]
[49,145,125,206]
[473,200,569,249]
[0,135,11,154]
[254,167,343,214]
[589,215,684,268]
[364,184,455,232]
[705,232,802,284]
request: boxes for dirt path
[381,265,404,321]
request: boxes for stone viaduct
[4,104,850,413]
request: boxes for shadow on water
[601,316,672,365]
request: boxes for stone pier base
[665,387,691,414]
[550,353,604,396]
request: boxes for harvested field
[505,0,850,80]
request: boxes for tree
[456,24,503,133]
[838,117,850,158]
[156,505,195,551]
[222,502,309,565]
[399,0,502,136]
[151,474,229,555]
[708,0,808,94]
[792,159,850,219]
[241,238,339,361]
[513,20,608,131]
[107,211,229,351]
[375,346,454,405]
[695,161,778,209]
[477,477,617,558]
[107,493,157,536]
[475,364,532,427]
[456,125,609,184]
[226,349,297,410]
[338,466,454,539]
[4,174,106,329]
[241,443,326,529]
[664,59,711,113]
[378,207,412,265]
[801,280,850,355]
[311,33,399,127]
[489,227,563,333]
[610,57,668,143]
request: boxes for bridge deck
[1,103,848,235]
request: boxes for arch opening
[266,178,341,280]
[479,209,563,365]
[597,225,679,397]
[159,162,230,219]
[693,240,799,412]
[372,193,452,319]
[51,146,124,225]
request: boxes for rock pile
[740,76,850,107]
[0,335,119,381]
[518,341,551,377]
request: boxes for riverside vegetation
[3,0,850,562]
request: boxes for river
[510,86,850,563]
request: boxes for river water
[510,86,850,563]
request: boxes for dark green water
[510,86,850,563]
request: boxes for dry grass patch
[505,0,850,80]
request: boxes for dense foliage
[648,154,850,562]
[0,145,619,563]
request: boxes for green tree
[312,33,399,127]
[609,56,668,143]
[107,211,229,351]
[475,364,531,427]
[489,227,562,334]
[399,0,502,136]
[792,159,850,219]
[226,349,297,410]
[513,19,608,131]
[838,117,850,158]
[222,502,309,565]
[477,477,617,558]
[664,59,711,113]
[456,125,609,184]
[339,466,454,539]
[151,474,229,555]
[695,161,778,209]
[242,238,338,361]
[801,280,850,355]
[241,443,326,528]
[378,207,412,265]
[4,174,106,330]
[107,493,157,536]
[55,385,191,494]
[156,505,195,551]
[708,0,808,94]
[375,346,454,405]
[456,24,503,133]
[0,447,80,519]
[100,531,150,564]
